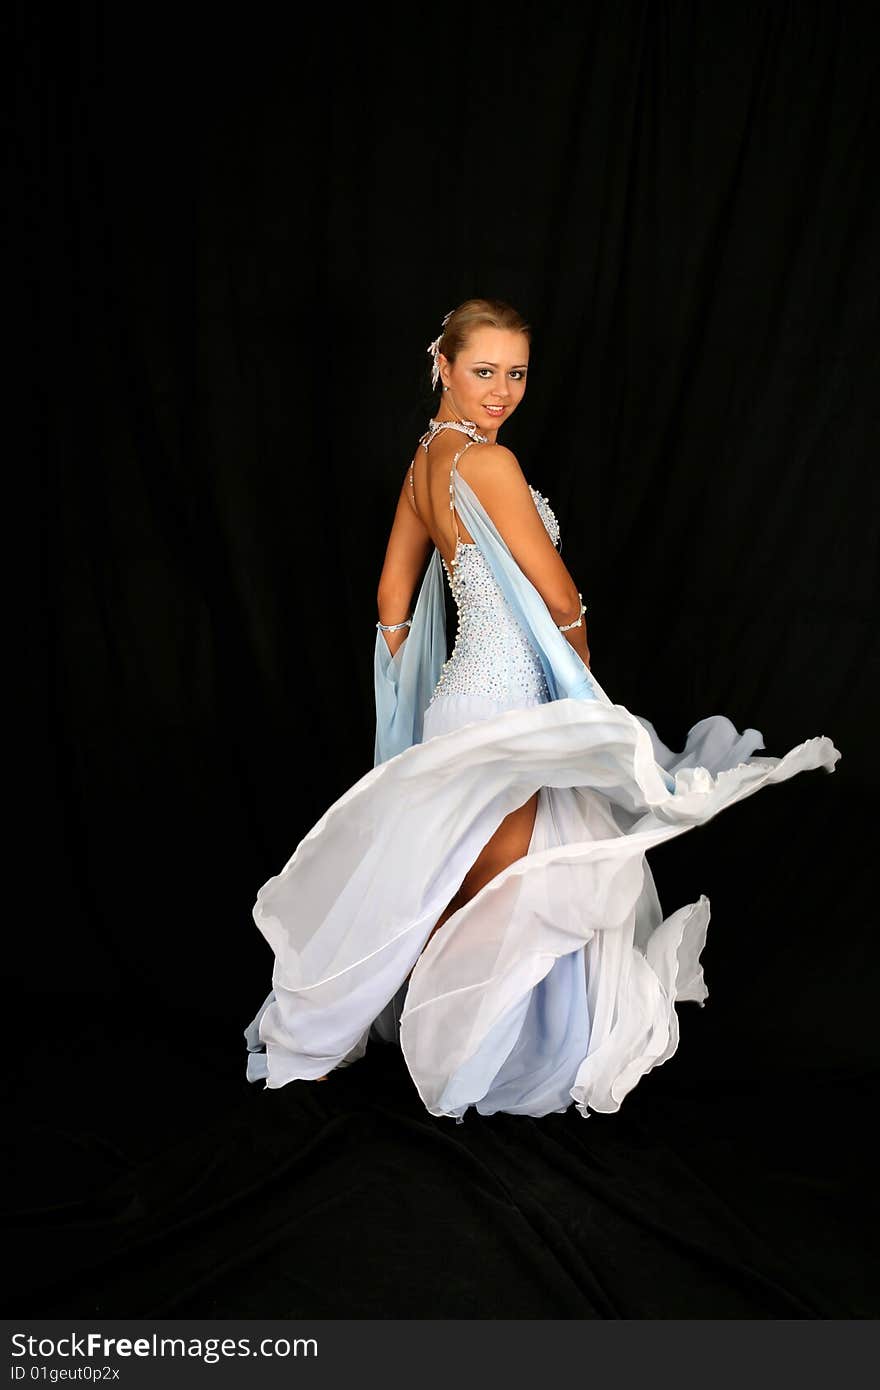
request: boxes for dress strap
[449,438,476,550]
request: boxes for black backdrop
[14,0,880,1319]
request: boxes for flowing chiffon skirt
[244,670,840,1122]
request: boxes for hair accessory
[427,309,455,389]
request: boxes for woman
[244,298,840,1122]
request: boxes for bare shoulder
[460,441,529,494]
[454,437,575,613]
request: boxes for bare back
[408,433,480,567]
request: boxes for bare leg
[316,794,540,1074]
[405,791,540,984]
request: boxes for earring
[442,385,448,391]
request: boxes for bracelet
[557,593,587,632]
[377,618,412,633]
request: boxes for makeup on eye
[474,367,528,379]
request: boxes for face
[439,326,529,433]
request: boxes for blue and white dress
[244,419,841,1122]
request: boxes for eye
[474,368,528,380]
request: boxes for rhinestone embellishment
[415,416,563,711]
[428,486,561,709]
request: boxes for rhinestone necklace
[418,417,489,452]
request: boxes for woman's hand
[560,615,590,670]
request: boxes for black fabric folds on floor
[2,997,875,1319]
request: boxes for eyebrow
[472,361,529,368]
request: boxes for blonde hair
[434,298,531,385]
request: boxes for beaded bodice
[416,419,561,709]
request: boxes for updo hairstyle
[433,298,531,387]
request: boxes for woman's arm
[463,444,590,668]
[376,468,433,655]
